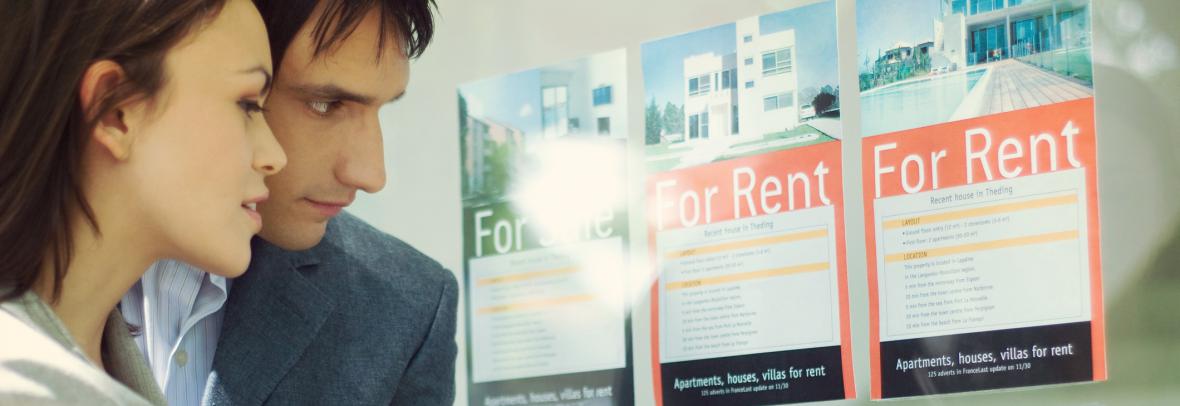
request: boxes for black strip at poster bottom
[470,368,633,406]
[660,346,845,405]
[880,321,1094,398]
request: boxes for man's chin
[258,221,329,251]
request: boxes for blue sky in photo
[856,0,943,71]
[458,68,543,135]
[642,23,736,108]
[642,0,841,108]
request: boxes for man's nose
[336,114,386,193]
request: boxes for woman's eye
[238,100,265,116]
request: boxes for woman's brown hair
[0,0,229,302]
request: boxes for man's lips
[305,198,350,217]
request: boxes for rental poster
[642,1,855,404]
[856,0,1106,399]
[458,49,634,406]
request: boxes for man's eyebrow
[290,84,378,105]
[241,66,273,97]
[290,84,407,106]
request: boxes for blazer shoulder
[323,212,457,290]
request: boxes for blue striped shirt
[120,259,230,406]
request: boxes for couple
[0,0,457,405]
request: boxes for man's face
[257,6,409,250]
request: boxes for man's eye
[309,100,339,115]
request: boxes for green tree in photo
[813,91,837,116]
[458,94,469,197]
[485,141,515,198]
[811,85,839,116]
[662,102,683,137]
[645,98,662,145]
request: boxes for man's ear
[79,60,136,161]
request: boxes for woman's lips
[242,194,268,231]
[242,204,262,229]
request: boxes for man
[119,0,457,404]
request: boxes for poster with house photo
[458,49,634,406]
[641,1,855,404]
[856,0,1105,399]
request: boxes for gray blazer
[204,212,459,405]
[0,291,167,406]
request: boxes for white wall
[588,50,628,139]
[683,52,729,139]
[349,0,1180,404]
[751,27,799,135]
[935,12,968,69]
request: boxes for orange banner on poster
[861,98,1106,399]
[648,142,842,232]
[648,140,857,403]
[867,98,1097,199]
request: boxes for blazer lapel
[205,238,335,406]
[103,310,167,406]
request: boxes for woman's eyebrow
[240,66,273,97]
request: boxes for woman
[0,0,286,404]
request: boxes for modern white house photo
[539,53,628,140]
[459,49,627,202]
[642,2,842,172]
[681,16,799,142]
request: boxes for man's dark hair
[253,0,436,72]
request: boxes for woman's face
[121,0,285,276]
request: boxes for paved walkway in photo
[981,59,1093,115]
[806,117,842,140]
